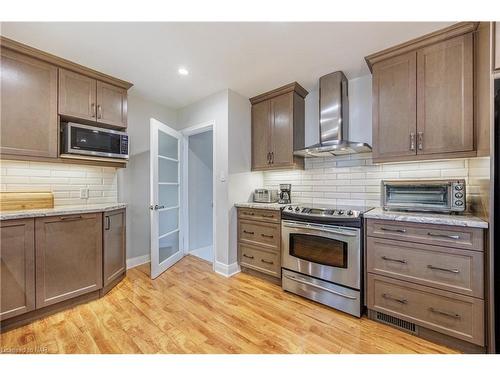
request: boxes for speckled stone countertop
[0,203,127,221]
[234,202,287,211]
[364,207,488,229]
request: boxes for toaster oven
[381,179,466,213]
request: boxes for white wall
[304,74,372,147]
[188,130,213,251]
[118,91,177,261]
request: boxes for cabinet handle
[417,131,424,150]
[91,103,96,118]
[105,216,111,230]
[244,212,255,216]
[409,132,415,151]
[242,254,254,259]
[97,104,102,119]
[261,234,274,238]
[429,307,460,319]
[271,151,274,164]
[261,259,274,265]
[243,230,254,235]
[427,232,460,240]
[382,293,408,305]
[262,214,274,218]
[381,256,407,264]
[60,215,83,221]
[427,265,459,273]
[380,227,406,233]
[267,152,271,164]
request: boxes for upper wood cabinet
[0,219,35,321]
[102,209,126,292]
[35,213,103,308]
[366,22,478,163]
[250,83,307,171]
[59,69,128,128]
[495,22,500,71]
[0,48,58,158]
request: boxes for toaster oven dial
[455,192,463,198]
[455,185,464,191]
[455,201,464,206]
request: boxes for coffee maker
[278,184,291,204]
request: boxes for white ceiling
[1,22,453,109]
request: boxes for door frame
[181,120,216,270]
[149,118,184,279]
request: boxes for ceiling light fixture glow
[178,67,189,76]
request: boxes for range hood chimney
[294,71,371,158]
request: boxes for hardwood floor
[0,255,458,354]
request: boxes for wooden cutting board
[0,191,54,211]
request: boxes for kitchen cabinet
[495,22,500,71]
[250,83,307,171]
[102,208,126,294]
[35,213,103,308]
[366,218,486,350]
[0,219,35,321]
[59,69,128,129]
[366,22,478,163]
[0,48,58,158]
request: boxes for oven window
[71,127,121,154]
[289,234,348,268]
[386,184,449,206]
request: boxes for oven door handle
[284,275,357,300]
[283,222,358,237]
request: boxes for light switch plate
[80,188,89,199]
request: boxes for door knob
[149,204,165,210]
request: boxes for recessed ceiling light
[178,67,189,76]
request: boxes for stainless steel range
[281,204,372,317]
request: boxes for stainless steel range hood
[294,71,372,158]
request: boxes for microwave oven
[381,179,466,213]
[60,122,129,160]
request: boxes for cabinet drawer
[367,237,483,297]
[239,220,280,249]
[367,219,484,251]
[367,274,484,346]
[239,243,280,277]
[238,208,280,223]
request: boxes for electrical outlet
[80,188,89,199]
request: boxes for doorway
[182,122,214,265]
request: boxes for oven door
[65,122,128,159]
[281,220,360,290]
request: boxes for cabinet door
[0,49,58,158]
[0,219,35,321]
[416,34,473,155]
[495,22,500,71]
[58,68,97,122]
[270,92,294,167]
[372,51,417,161]
[35,213,103,308]
[251,100,271,170]
[96,81,128,128]
[103,209,126,288]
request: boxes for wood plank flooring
[0,256,458,354]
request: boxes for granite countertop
[363,207,488,229]
[234,202,287,211]
[0,203,127,220]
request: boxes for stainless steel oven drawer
[282,269,361,317]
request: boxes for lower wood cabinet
[237,208,281,281]
[35,213,103,308]
[103,209,126,291]
[0,219,35,321]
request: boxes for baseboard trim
[214,261,240,277]
[126,254,150,269]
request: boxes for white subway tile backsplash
[0,160,118,207]
[263,154,489,209]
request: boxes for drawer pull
[261,259,274,265]
[380,227,406,233]
[427,232,460,240]
[261,234,274,238]
[262,214,274,218]
[242,254,254,259]
[243,212,255,216]
[382,293,408,305]
[243,230,255,235]
[60,215,83,221]
[429,307,461,319]
[381,256,407,264]
[427,265,460,274]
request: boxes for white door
[150,118,184,279]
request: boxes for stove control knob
[295,207,300,212]
[347,210,353,216]
[338,210,344,215]
[287,206,293,210]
